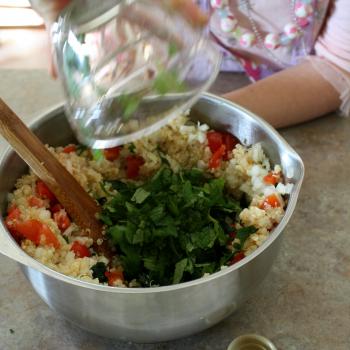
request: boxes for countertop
[1,70,350,350]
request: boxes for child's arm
[223,61,341,128]
[224,0,350,128]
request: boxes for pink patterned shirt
[197,0,350,115]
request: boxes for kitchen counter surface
[1,70,349,350]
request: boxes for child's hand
[168,0,208,27]
[29,0,70,24]
[30,0,207,30]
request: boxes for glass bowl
[52,0,221,148]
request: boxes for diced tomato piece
[14,219,42,245]
[36,180,56,202]
[260,194,281,209]
[105,270,124,286]
[5,206,21,232]
[50,203,63,213]
[228,223,236,239]
[28,196,45,208]
[6,205,21,220]
[222,132,240,160]
[70,241,91,258]
[53,210,71,231]
[62,144,76,153]
[229,251,245,265]
[104,146,122,161]
[229,231,236,239]
[40,223,61,248]
[209,144,226,169]
[126,155,145,179]
[207,131,223,153]
[263,172,279,185]
[14,219,60,248]
[207,131,240,161]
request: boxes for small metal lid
[227,334,277,350]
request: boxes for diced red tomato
[228,223,236,239]
[222,132,240,160]
[62,144,76,153]
[260,194,281,210]
[207,131,224,153]
[104,146,122,161]
[209,144,226,169]
[5,206,21,232]
[70,241,91,258]
[207,131,240,161]
[53,210,71,231]
[105,270,124,286]
[14,219,60,248]
[6,205,21,220]
[39,223,61,248]
[229,251,245,265]
[50,203,63,214]
[263,172,280,185]
[126,155,144,179]
[36,180,56,202]
[229,231,236,239]
[14,219,42,245]
[28,196,45,208]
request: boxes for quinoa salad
[4,115,292,288]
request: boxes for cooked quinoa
[4,115,291,287]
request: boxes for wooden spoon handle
[0,98,106,247]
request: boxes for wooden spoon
[0,98,109,255]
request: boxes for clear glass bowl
[52,0,221,148]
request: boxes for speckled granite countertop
[0,70,350,350]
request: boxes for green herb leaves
[173,258,188,284]
[91,149,104,161]
[131,188,150,204]
[117,94,142,120]
[236,226,257,249]
[91,262,108,283]
[153,70,186,95]
[101,166,245,286]
[168,41,179,57]
[115,65,186,121]
[220,226,257,265]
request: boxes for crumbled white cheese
[263,185,277,196]
[276,182,294,195]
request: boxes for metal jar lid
[227,334,277,350]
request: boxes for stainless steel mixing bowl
[0,94,304,343]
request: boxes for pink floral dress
[196,0,350,115]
